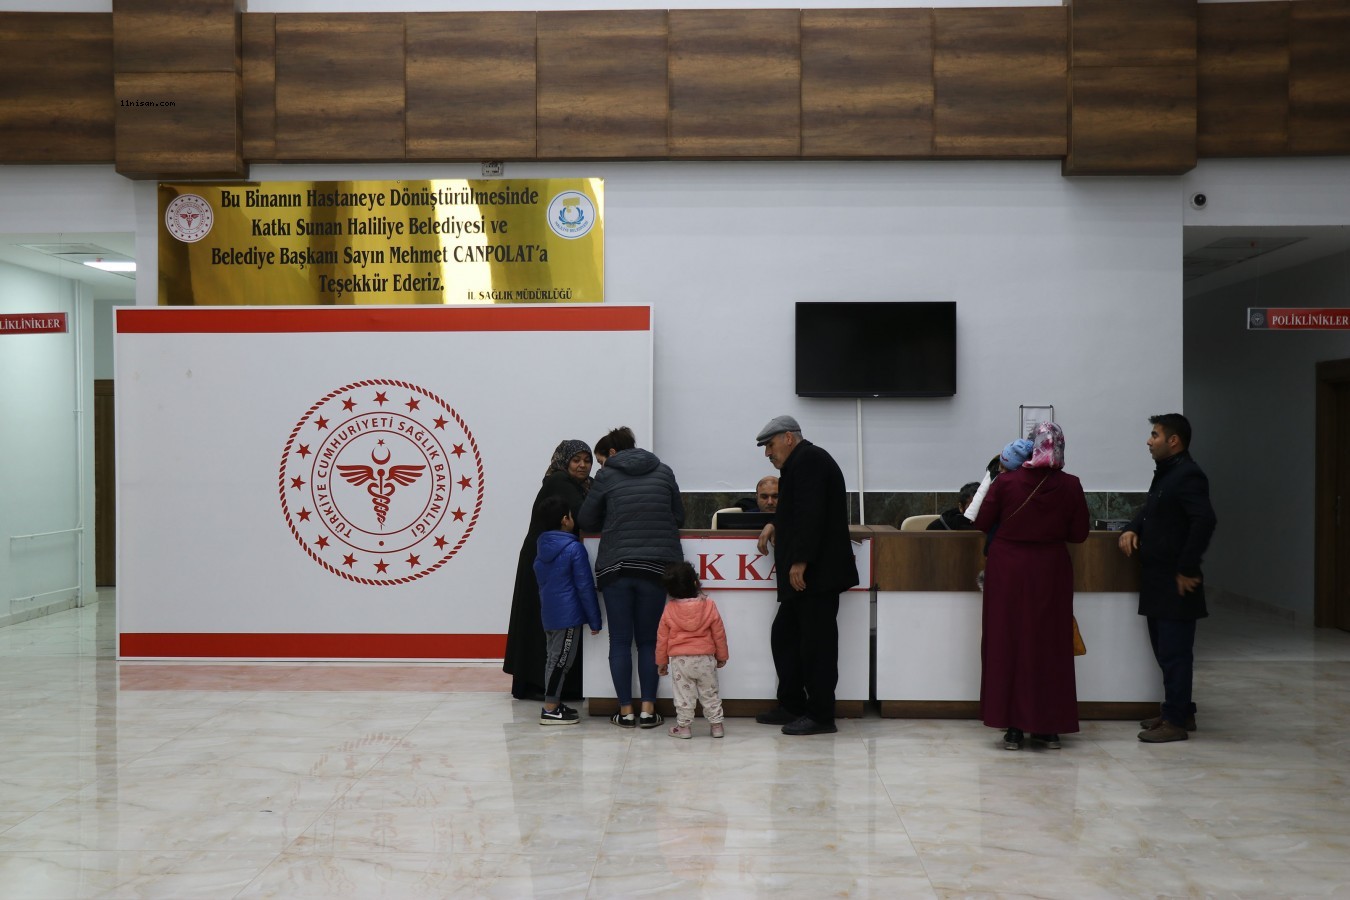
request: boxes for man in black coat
[1119,413,1217,744]
[752,415,859,736]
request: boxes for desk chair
[899,514,941,531]
[710,507,743,530]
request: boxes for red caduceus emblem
[279,379,484,585]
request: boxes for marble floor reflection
[2,591,1349,898]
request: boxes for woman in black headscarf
[502,439,595,700]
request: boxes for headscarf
[1000,438,1033,470]
[1024,421,1065,470]
[545,439,593,482]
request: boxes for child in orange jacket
[656,561,729,739]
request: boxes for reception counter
[582,528,1154,721]
[872,528,1154,719]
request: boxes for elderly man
[753,415,858,736]
[735,475,780,513]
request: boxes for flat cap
[756,415,801,446]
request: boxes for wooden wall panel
[0,13,114,163]
[113,0,240,73]
[801,9,933,157]
[1065,0,1197,175]
[1197,3,1289,157]
[408,12,536,160]
[669,9,800,158]
[242,13,276,162]
[933,7,1068,157]
[1289,0,1350,154]
[1066,66,1196,174]
[538,11,666,159]
[115,71,242,177]
[113,0,242,178]
[275,14,404,161]
[1071,0,1196,67]
[872,532,1138,592]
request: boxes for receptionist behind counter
[735,476,779,513]
[927,481,981,531]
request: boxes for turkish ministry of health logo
[164,193,214,243]
[279,380,484,585]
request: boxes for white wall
[1185,250,1350,622]
[0,262,94,621]
[5,156,1350,628]
[194,160,1184,497]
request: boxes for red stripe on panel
[119,632,507,659]
[116,306,650,334]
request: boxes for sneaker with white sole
[638,711,664,729]
[668,723,692,739]
[540,705,579,725]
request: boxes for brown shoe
[1138,721,1189,743]
[1139,713,1196,732]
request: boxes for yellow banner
[158,179,604,305]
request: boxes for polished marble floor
[2,591,1349,899]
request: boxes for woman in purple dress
[972,422,1090,750]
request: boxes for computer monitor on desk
[714,511,775,530]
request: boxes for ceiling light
[83,259,137,273]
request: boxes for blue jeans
[603,576,665,707]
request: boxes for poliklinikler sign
[1248,308,1350,330]
[0,313,67,334]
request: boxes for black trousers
[1147,616,1198,726]
[770,592,840,725]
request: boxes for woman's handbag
[1072,616,1087,656]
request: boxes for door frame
[1314,358,1350,629]
[94,378,115,587]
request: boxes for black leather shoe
[1003,727,1024,750]
[755,706,799,726]
[781,715,838,736]
[1140,713,1196,732]
[1030,733,1061,749]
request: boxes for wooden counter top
[871,530,1138,592]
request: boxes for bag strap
[1004,474,1049,522]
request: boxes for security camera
[1189,193,1207,210]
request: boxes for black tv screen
[795,301,957,398]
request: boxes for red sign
[0,313,67,335]
[1248,308,1350,330]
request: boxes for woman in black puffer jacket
[578,426,685,728]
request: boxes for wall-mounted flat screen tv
[795,301,957,398]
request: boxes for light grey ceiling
[1183,225,1350,299]
[0,232,137,301]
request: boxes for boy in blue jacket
[532,495,603,725]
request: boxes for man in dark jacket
[753,415,859,735]
[1119,413,1217,744]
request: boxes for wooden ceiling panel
[1197,2,1289,157]
[801,8,933,157]
[0,13,115,163]
[669,9,800,158]
[933,7,1068,157]
[275,14,405,161]
[408,12,537,160]
[538,10,667,159]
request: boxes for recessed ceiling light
[83,260,137,273]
